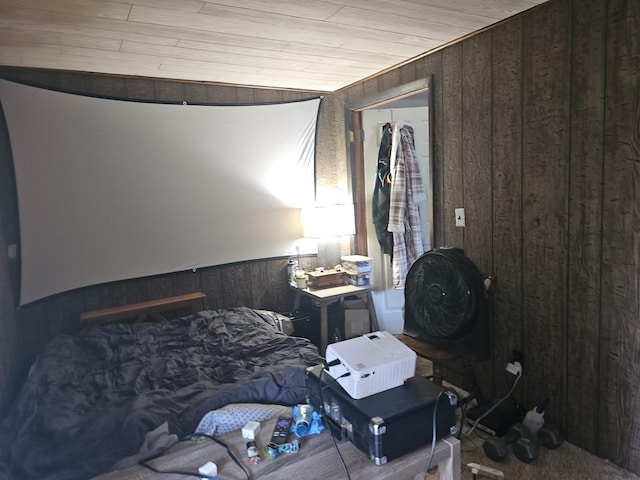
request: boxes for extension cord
[467,462,504,480]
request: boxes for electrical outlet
[512,349,524,367]
[455,208,465,227]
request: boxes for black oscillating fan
[404,247,490,361]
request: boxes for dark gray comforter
[0,307,323,480]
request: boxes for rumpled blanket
[0,307,323,480]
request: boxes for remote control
[269,416,292,445]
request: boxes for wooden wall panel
[315,92,349,204]
[172,269,203,299]
[205,84,238,104]
[14,303,48,366]
[183,82,209,104]
[441,44,464,248]
[361,77,381,101]
[461,30,494,390]
[84,75,127,98]
[153,80,185,102]
[416,52,445,248]
[491,16,524,401]
[266,258,293,311]
[599,0,640,469]
[434,43,468,388]
[58,72,86,92]
[82,283,111,312]
[0,99,19,414]
[253,89,284,103]
[566,0,606,454]
[521,0,571,429]
[377,67,402,93]
[235,88,256,104]
[461,30,493,264]
[0,224,18,417]
[123,77,154,100]
[44,291,86,337]
[221,263,254,308]
[397,63,418,86]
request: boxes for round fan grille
[405,249,482,340]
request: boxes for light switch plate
[455,208,465,227]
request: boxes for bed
[0,295,324,480]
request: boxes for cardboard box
[344,299,370,338]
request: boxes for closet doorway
[348,77,433,333]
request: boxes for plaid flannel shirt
[387,124,426,288]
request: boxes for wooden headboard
[80,292,206,327]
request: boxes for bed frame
[80,292,206,326]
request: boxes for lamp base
[317,237,342,269]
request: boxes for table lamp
[302,203,356,268]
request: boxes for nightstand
[290,284,378,353]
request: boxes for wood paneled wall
[0,0,638,474]
[343,0,638,472]
[344,0,637,472]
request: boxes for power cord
[318,365,352,480]
[457,393,470,440]
[465,368,522,440]
[191,433,251,480]
[138,432,251,480]
[419,389,445,480]
[462,358,485,402]
[325,415,352,480]
[325,358,341,368]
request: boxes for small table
[291,284,378,353]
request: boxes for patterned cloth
[195,403,289,436]
[387,123,426,289]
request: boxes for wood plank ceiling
[0,0,548,92]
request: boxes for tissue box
[307,269,345,289]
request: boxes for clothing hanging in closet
[386,122,426,289]
[372,122,394,256]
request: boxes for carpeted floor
[415,357,640,480]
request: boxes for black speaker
[404,247,490,361]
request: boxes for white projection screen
[0,79,321,306]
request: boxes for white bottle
[522,398,548,436]
[287,259,298,286]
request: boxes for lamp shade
[302,204,356,238]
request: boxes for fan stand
[395,334,458,385]
[398,333,486,398]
